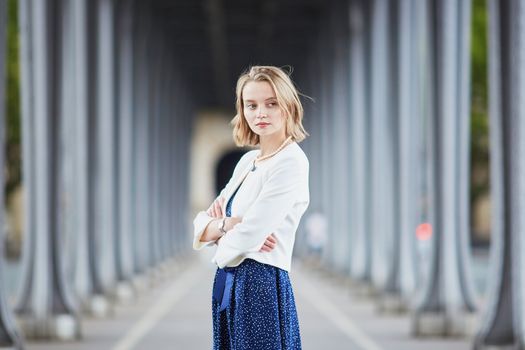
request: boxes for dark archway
[215,149,247,196]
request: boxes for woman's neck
[259,134,288,157]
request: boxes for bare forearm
[200,219,223,242]
[200,215,277,253]
[200,216,243,243]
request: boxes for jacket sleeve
[192,151,254,250]
[212,157,302,267]
[192,210,220,250]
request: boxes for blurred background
[1,0,520,349]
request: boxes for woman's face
[242,81,286,139]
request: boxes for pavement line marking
[112,264,205,350]
[295,273,383,350]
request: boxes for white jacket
[192,142,310,271]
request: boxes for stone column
[412,0,477,336]
[379,0,418,311]
[474,0,525,347]
[15,0,35,321]
[16,0,81,339]
[328,0,352,274]
[96,0,117,288]
[73,0,109,316]
[69,0,93,310]
[349,0,372,286]
[148,34,163,269]
[299,41,323,260]
[132,4,152,274]
[59,0,77,286]
[115,0,135,302]
[144,15,155,267]
[0,0,24,347]
[317,20,336,269]
[368,0,393,291]
[170,61,179,258]
[91,0,118,315]
[158,50,174,261]
[165,69,177,258]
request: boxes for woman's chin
[252,130,269,137]
[253,129,278,137]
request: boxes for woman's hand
[207,197,225,218]
[259,233,277,252]
[211,216,242,245]
[207,204,276,253]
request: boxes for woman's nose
[257,108,268,117]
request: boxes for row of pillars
[0,0,191,348]
[298,0,525,348]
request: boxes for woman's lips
[256,122,270,128]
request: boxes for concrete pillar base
[170,259,184,274]
[165,264,181,280]
[412,310,477,337]
[115,281,135,304]
[88,294,113,318]
[131,274,150,295]
[378,293,408,314]
[18,314,81,341]
[148,267,165,288]
[156,262,172,281]
[350,282,377,299]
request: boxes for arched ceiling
[151,0,327,108]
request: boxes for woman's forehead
[243,81,276,100]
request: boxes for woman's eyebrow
[244,97,276,102]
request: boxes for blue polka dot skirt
[212,259,302,349]
[211,185,302,349]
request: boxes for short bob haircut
[231,66,309,147]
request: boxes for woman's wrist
[201,218,222,242]
[218,217,227,235]
[223,217,241,232]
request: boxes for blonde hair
[231,66,309,147]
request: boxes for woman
[193,65,310,350]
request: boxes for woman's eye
[247,104,256,109]
[267,103,276,107]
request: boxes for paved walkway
[25,255,473,350]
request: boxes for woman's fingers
[213,201,222,218]
[208,198,223,218]
[259,234,277,252]
[217,199,224,216]
[219,197,225,214]
[265,240,276,249]
[260,242,272,252]
[207,197,226,218]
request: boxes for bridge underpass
[0,0,523,349]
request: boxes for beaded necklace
[251,136,293,172]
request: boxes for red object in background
[416,223,433,241]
